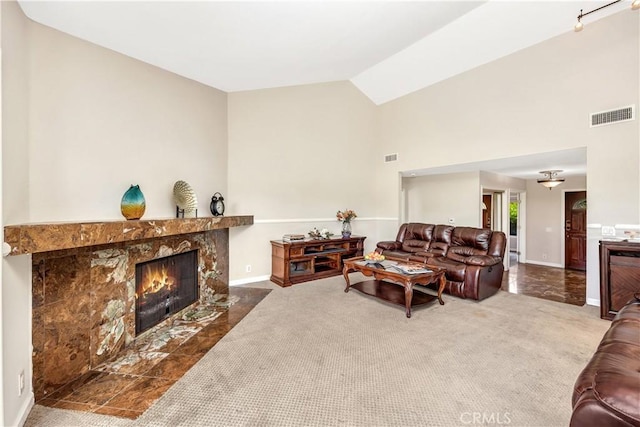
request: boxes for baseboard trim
[15,393,34,427]
[525,260,563,268]
[586,297,600,307]
[230,275,271,286]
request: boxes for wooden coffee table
[342,257,446,318]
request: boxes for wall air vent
[384,153,398,163]
[590,105,635,127]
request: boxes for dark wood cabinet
[270,236,365,287]
[599,240,640,320]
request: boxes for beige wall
[525,175,587,267]
[1,1,33,425]
[403,172,480,227]
[376,10,639,304]
[27,23,228,222]
[227,81,380,281]
[2,6,229,424]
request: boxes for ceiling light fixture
[574,0,639,32]
[538,170,565,190]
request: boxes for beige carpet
[25,275,610,427]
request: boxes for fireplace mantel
[3,215,253,255]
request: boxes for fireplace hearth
[135,250,199,335]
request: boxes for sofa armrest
[377,241,400,251]
[464,255,502,266]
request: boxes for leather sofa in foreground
[376,223,506,300]
[571,296,640,427]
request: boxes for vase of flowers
[336,209,357,238]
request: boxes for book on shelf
[283,234,305,242]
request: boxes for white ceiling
[18,0,629,105]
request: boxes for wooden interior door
[565,191,587,271]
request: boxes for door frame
[560,187,587,269]
[508,191,526,265]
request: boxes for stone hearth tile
[21,223,83,254]
[81,222,125,246]
[143,352,202,380]
[92,406,143,419]
[64,373,138,406]
[32,258,45,308]
[44,371,103,401]
[172,330,225,355]
[95,350,167,376]
[32,307,46,400]
[43,297,92,395]
[123,221,164,241]
[131,323,200,353]
[3,226,21,255]
[89,270,130,367]
[103,376,175,412]
[198,322,232,338]
[52,400,100,412]
[36,398,60,408]
[44,253,91,305]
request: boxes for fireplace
[135,250,199,335]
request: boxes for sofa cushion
[432,224,454,244]
[401,239,429,253]
[465,255,503,266]
[451,227,492,252]
[429,257,466,282]
[377,241,400,251]
[593,370,640,423]
[403,223,435,241]
[448,245,485,259]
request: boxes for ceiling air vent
[384,153,398,163]
[590,105,635,128]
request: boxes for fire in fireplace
[135,250,199,335]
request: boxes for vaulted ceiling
[18,1,628,105]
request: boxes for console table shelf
[270,236,365,287]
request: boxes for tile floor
[36,287,271,419]
[501,253,586,306]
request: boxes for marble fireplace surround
[3,216,252,401]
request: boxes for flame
[137,263,176,298]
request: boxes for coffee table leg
[437,274,446,305]
[405,284,413,318]
[343,265,351,293]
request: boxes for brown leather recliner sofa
[376,223,506,300]
[571,296,640,427]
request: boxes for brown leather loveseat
[376,223,506,300]
[570,296,640,427]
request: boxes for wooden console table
[270,236,365,287]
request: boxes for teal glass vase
[121,185,146,220]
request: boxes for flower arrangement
[308,227,333,240]
[336,209,357,223]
